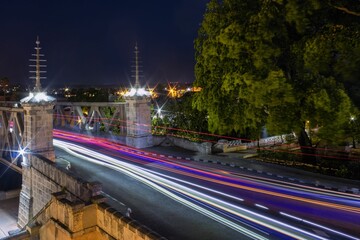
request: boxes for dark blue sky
[0,0,208,88]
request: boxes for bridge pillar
[22,102,55,161]
[124,95,153,148]
[17,162,33,228]
[18,97,55,228]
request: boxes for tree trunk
[298,127,317,164]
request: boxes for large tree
[194,0,360,153]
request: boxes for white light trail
[54,139,357,240]
[141,167,245,202]
[255,204,269,210]
[54,139,265,240]
[280,212,360,240]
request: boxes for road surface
[54,130,360,240]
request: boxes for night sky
[0,0,208,88]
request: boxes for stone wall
[15,154,165,240]
[124,96,153,149]
[22,104,55,161]
[24,192,165,240]
[96,202,163,240]
[30,155,102,214]
[18,154,102,228]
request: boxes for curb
[129,148,360,196]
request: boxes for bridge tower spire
[134,43,141,89]
[29,36,47,92]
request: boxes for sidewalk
[0,197,19,239]
[145,145,360,194]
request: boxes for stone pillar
[18,101,55,228]
[22,103,55,161]
[18,161,33,228]
[124,96,153,148]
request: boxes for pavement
[145,145,360,194]
[0,197,19,239]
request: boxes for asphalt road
[55,146,255,240]
[53,131,360,240]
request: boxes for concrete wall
[243,134,296,148]
[153,135,212,154]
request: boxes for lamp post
[350,116,357,148]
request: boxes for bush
[258,149,301,163]
[335,165,349,178]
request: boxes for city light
[19,148,25,156]
[20,92,56,103]
[123,87,151,97]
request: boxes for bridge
[2,38,360,240]
[0,39,159,240]
[0,95,159,239]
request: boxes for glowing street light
[167,85,177,98]
[350,115,358,148]
[19,148,25,156]
[13,145,30,166]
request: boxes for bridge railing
[223,133,297,152]
[0,102,25,165]
[54,102,127,136]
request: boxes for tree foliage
[194,0,360,146]
[170,93,208,135]
[153,93,209,140]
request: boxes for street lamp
[350,116,357,148]
[15,146,29,166]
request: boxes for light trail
[53,139,359,239]
[53,130,360,235]
[54,139,267,240]
[139,168,359,239]
[54,129,360,214]
[280,212,360,240]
